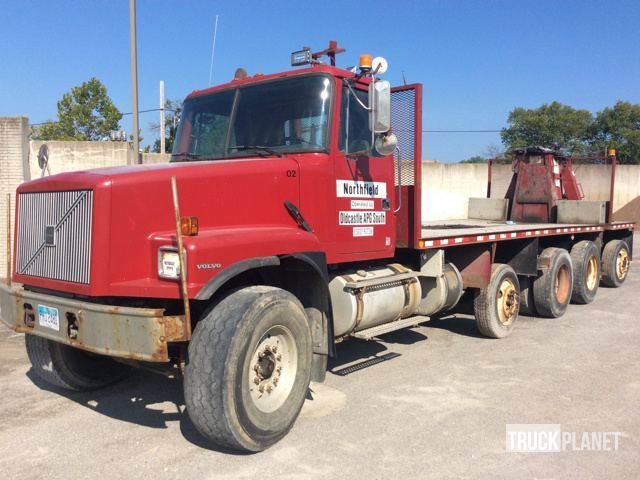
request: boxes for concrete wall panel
[0,117,30,276]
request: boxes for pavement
[1,236,639,480]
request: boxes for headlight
[158,247,185,280]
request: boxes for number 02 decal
[286,170,296,178]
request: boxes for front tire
[25,334,129,391]
[184,286,312,452]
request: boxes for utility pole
[129,0,141,164]
[160,80,165,154]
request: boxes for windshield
[172,75,332,161]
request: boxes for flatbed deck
[418,219,635,249]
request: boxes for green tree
[149,99,183,153]
[459,155,487,164]
[501,102,594,155]
[31,77,122,140]
[592,101,640,164]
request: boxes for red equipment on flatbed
[0,42,634,452]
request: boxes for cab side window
[339,85,371,154]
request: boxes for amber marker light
[608,148,616,156]
[359,54,372,71]
[180,216,199,236]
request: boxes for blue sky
[1,0,638,162]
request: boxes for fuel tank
[329,262,464,337]
[329,264,421,337]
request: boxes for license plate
[37,305,60,331]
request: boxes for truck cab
[171,64,398,261]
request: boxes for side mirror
[369,80,391,134]
[374,132,398,157]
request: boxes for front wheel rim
[248,325,298,413]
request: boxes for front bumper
[0,283,189,362]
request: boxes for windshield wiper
[227,145,283,158]
[171,152,203,162]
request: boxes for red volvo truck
[0,42,634,451]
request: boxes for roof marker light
[359,54,372,71]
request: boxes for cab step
[351,315,429,340]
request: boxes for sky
[1,0,638,162]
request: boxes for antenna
[402,70,407,85]
[208,14,220,86]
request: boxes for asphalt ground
[1,236,638,479]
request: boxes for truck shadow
[426,313,486,338]
[22,328,428,452]
[25,367,249,455]
[328,328,428,376]
[23,321,471,450]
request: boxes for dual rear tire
[570,241,601,304]
[533,247,574,318]
[504,239,628,321]
[474,238,627,334]
[601,239,631,287]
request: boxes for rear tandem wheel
[533,247,573,318]
[473,263,520,338]
[601,239,630,288]
[570,240,601,304]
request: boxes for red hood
[14,155,309,298]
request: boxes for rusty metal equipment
[507,146,584,223]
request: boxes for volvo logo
[44,226,56,247]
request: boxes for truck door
[333,82,396,257]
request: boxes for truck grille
[16,190,93,284]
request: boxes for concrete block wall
[29,140,131,178]
[488,165,514,199]
[0,117,30,277]
[422,162,495,221]
[142,152,170,164]
[421,161,640,224]
[27,142,170,176]
[572,164,640,221]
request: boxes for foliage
[31,78,122,141]
[459,155,487,164]
[500,102,593,156]
[591,101,640,164]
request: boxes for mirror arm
[345,80,372,111]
